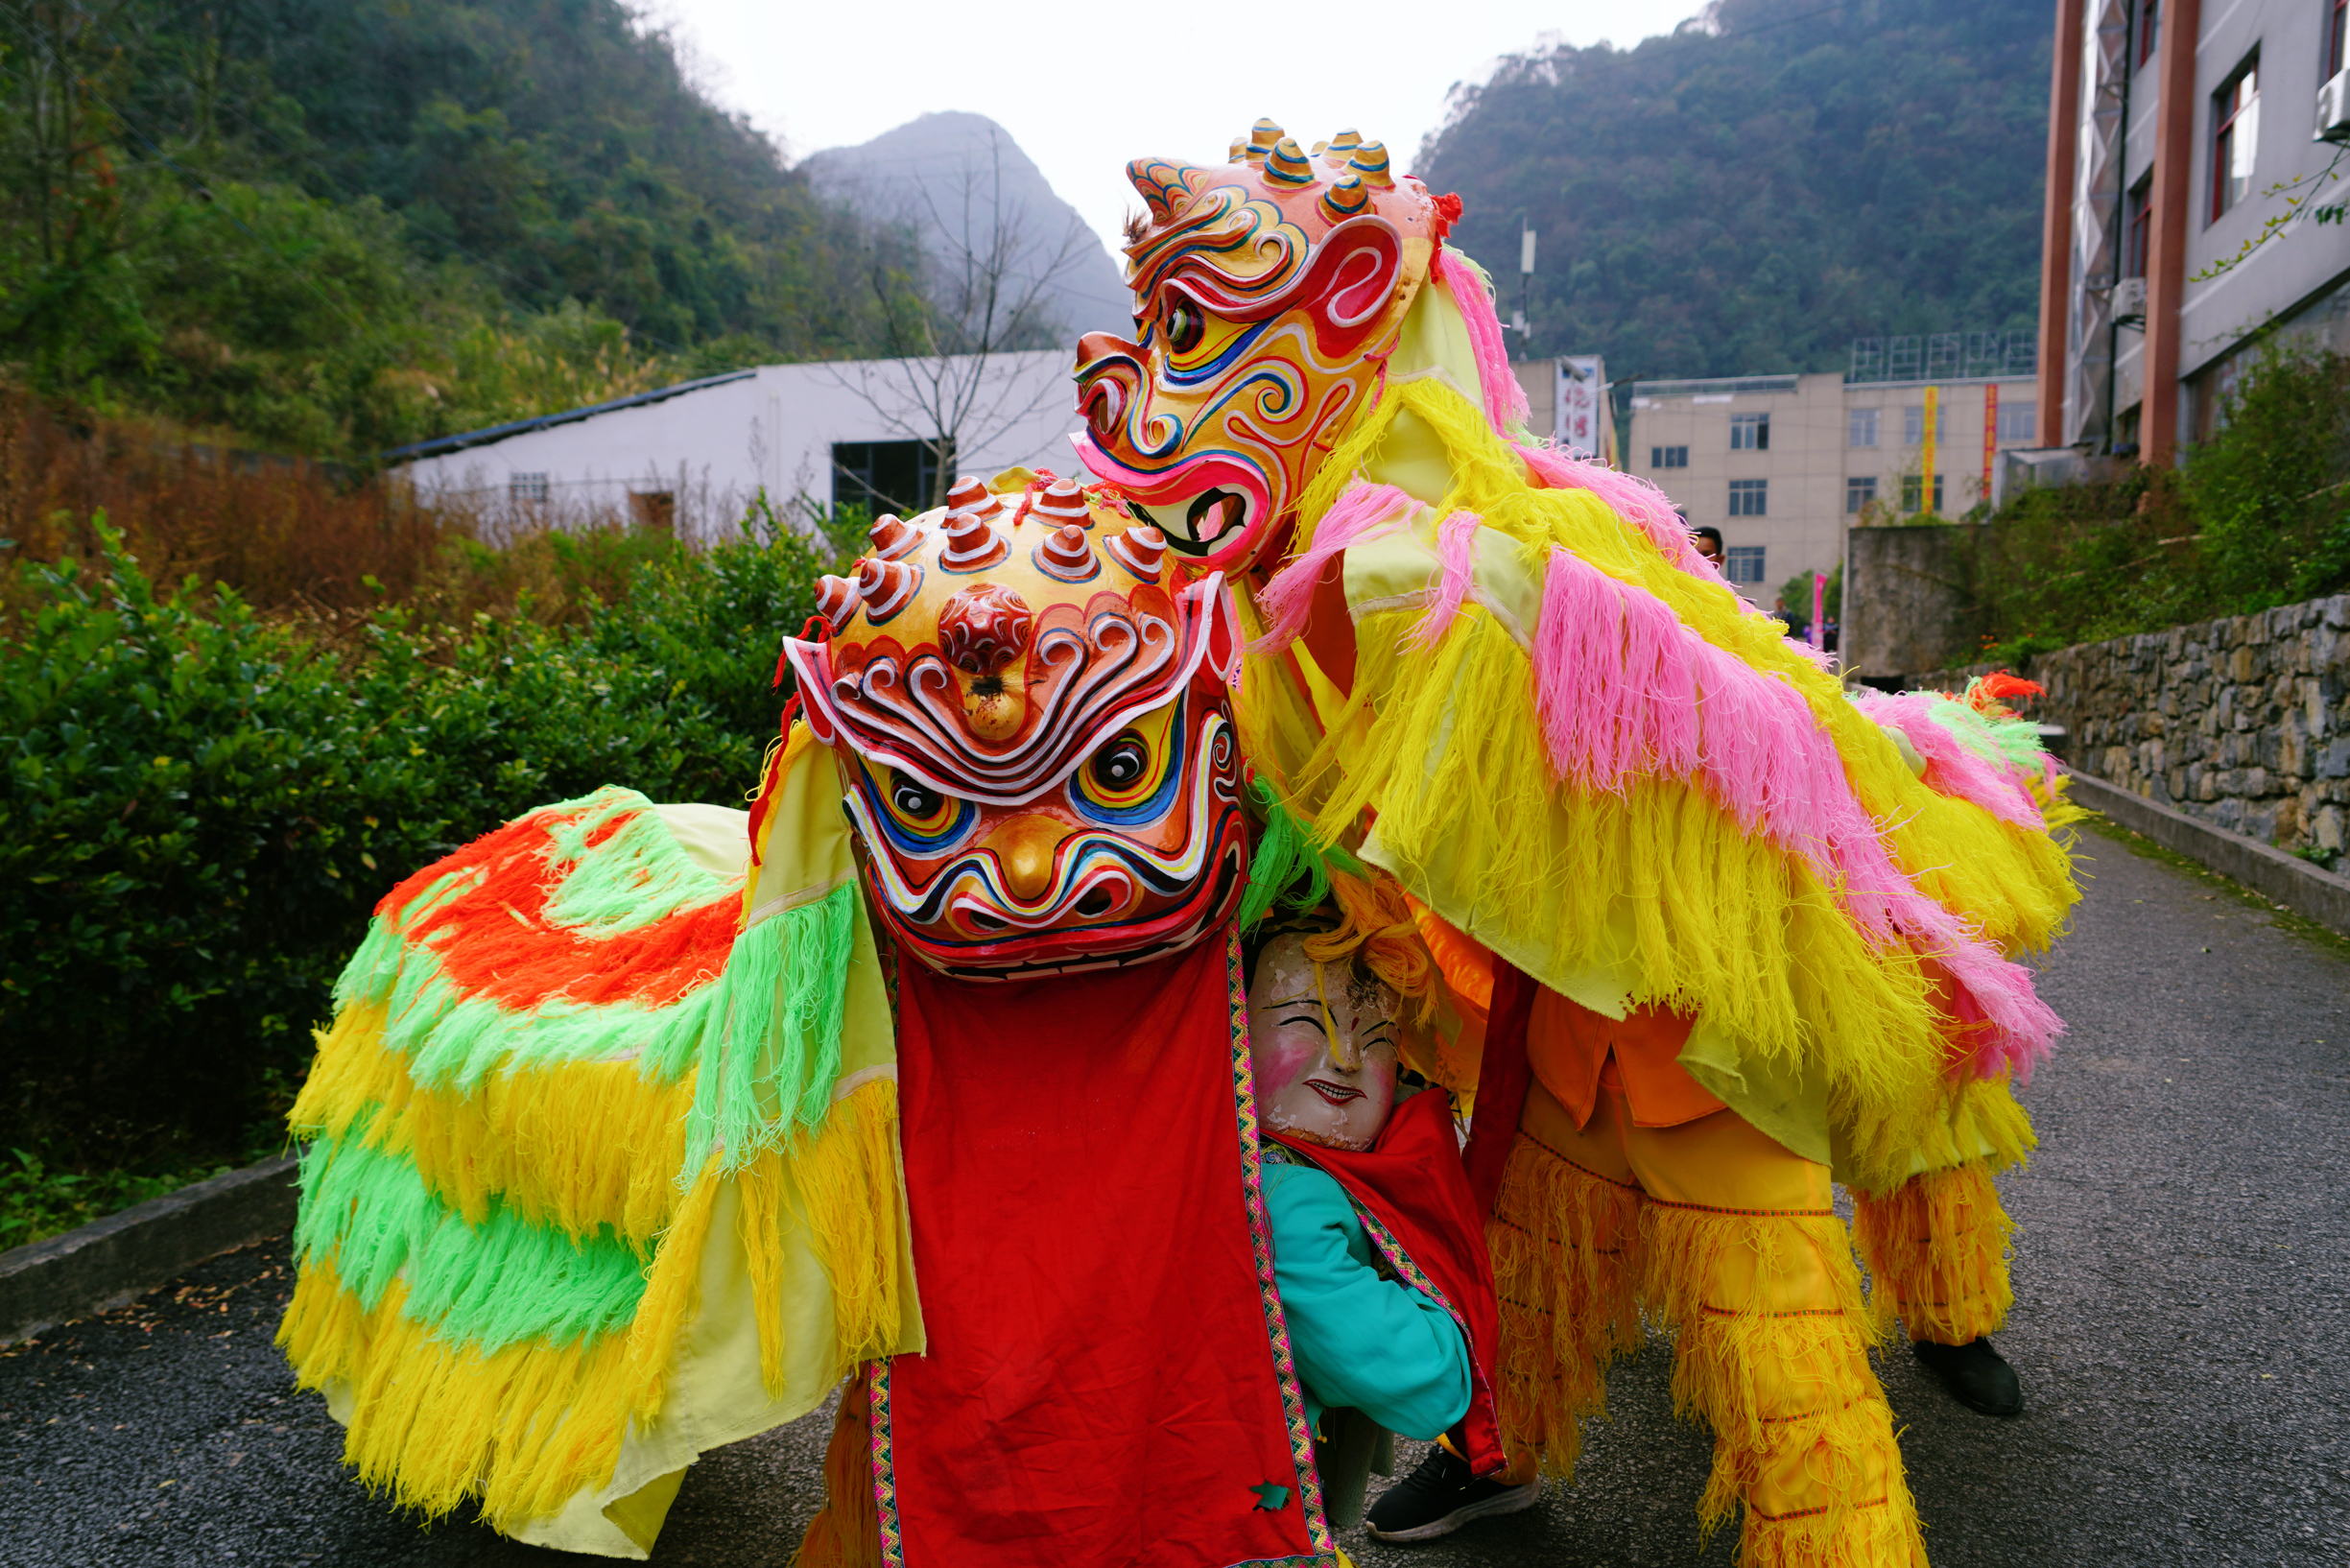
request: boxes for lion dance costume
[274,113,2078,1568]
[278,464,1507,1564]
[1069,119,2081,1565]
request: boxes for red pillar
[2036,0,2085,447]
[2144,0,2203,464]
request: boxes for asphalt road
[4,822,2346,1567]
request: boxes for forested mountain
[1421,0,2052,380]
[0,0,919,456]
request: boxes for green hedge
[1,520,832,1210]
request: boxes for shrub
[1,517,831,1210]
[1959,345,2350,659]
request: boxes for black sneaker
[1912,1335,2025,1417]
[1364,1445,1540,1542]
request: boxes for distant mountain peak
[802,115,1132,341]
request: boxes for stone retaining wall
[1906,593,2350,858]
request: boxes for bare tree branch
[822,123,1097,510]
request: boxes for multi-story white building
[1619,371,2041,608]
[2037,0,2350,458]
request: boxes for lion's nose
[984,816,1073,903]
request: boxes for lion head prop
[781,475,1248,978]
[1071,118,1446,578]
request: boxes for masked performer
[1242,867,1515,1534]
[284,464,1516,1566]
[1073,120,2080,1565]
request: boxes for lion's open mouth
[1131,489,1248,557]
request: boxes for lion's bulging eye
[1165,300,1205,354]
[1090,738,1149,790]
[890,771,944,818]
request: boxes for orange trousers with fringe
[1489,1074,1929,1567]
[1850,1158,2016,1347]
[794,1377,882,1568]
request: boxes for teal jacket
[1261,1159,1473,1441]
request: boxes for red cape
[881,932,1338,1566]
[1267,1089,1507,1478]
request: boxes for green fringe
[540,788,730,936]
[677,881,858,1178]
[1237,775,1364,931]
[295,1124,647,1353]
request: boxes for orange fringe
[1850,1157,2017,1344]
[1484,1132,1646,1479]
[793,1375,883,1568]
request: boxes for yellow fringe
[1320,606,1951,1121]
[276,1256,639,1532]
[291,1002,695,1249]
[790,1075,907,1372]
[1248,374,2083,1152]
[1851,1158,2018,1345]
[1838,1068,2037,1199]
[624,1153,725,1420]
[1484,1133,1646,1480]
[792,1375,883,1568]
[1638,1202,1925,1566]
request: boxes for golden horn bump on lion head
[1264,136,1316,187]
[1034,523,1101,584]
[938,507,1009,573]
[944,473,1004,519]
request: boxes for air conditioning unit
[2319,68,2350,144]
[2111,275,2148,323]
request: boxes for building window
[1995,399,2038,442]
[1727,479,1768,517]
[2212,57,2260,223]
[2331,0,2346,79]
[2137,0,2158,68]
[2124,177,2152,279]
[1650,444,1689,468]
[833,440,949,515]
[1724,546,1768,585]
[1846,476,1878,513]
[1900,474,1947,514]
[629,490,676,534]
[510,472,549,502]
[1902,405,1949,445]
[1730,413,1770,451]
[1848,407,1880,448]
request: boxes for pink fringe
[1847,691,2048,831]
[1248,484,1417,655]
[1436,249,1531,436]
[1530,548,2062,1080]
[1409,511,1484,649]
[1514,440,1727,585]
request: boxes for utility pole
[1516,224,1535,335]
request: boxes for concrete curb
[2068,771,2350,935]
[0,1152,300,1346]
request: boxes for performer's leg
[1626,1105,1928,1567]
[1850,1157,2015,1345]
[792,1373,881,1568]
[1850,1073,2032,1416]
[1852,1158,2025,1417]
[1485,1077,1646,1482]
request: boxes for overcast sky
[650,0,1701,260]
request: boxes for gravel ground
[4,821,2345,1566]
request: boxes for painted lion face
[1070,119,1441,579]
[782,476,1248,979]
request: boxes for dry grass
[0,383,683,631]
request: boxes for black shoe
[1912,1335,2025,1417]
[1364,1445,1540,1542]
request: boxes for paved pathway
[5,825,2346,1566]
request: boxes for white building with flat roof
[390,349,1088,539]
